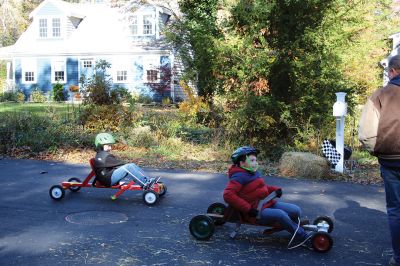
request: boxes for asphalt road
[0,158,392,266]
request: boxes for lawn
[0,102,81,118]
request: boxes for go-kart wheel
[142,190,159,206]
[313,216,334,233]
[206,202,226,226]
[311,232,333,253]
[189,215,215,240]
[49,185,65,200]
[68,177,82,192]
[157,182,167,197]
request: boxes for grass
[0,102,81,118]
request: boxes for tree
[167,0,399,154]
[166,0,221,99]
[79,59,129,105]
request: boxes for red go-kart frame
[49,159,167,205]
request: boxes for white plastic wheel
[142,190,159,206]
[49,185,65,200]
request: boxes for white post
[6,62,11,90]
[333,92,347,173]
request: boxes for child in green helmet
[93,133,155,188]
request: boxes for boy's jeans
[111,163,149,186]
[259,201,307,238]
[381,165,400,264]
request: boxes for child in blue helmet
[93,133,155,188]
[223,146,313,248]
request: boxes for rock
[278,152,330,179]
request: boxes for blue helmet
[231,146,258,164]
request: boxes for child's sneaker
[288,231,314,249]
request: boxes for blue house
[0,0,186,102]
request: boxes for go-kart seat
[89,158,110,187]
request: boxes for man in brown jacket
[359,55,400,266]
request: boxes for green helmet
[95,133,115,148]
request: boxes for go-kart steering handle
[256,190,278,220]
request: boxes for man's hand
[275,188,282,198]
[248,208,259,217]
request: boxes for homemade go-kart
[189,191,334,253]
[49,159,167,205]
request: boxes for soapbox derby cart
[49,159,167,206]
[189,191,334,253]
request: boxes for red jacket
[223,165,280,218]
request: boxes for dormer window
[129,13,154,36]
[130,16,138,35]
[38,17,62,38]
[39,19,47,38]
[143,15,153,35]
[52,18,61,37]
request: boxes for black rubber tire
[158,182,167,197]
[206,202,226,225]
[142,190,159,206]
[68,177,82,192]
[189,215,215,240]
[49,185,65,200]
[311,232,333,253]
[313,216,334,233]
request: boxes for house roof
[0,0,172,59]
[29,0,85,19]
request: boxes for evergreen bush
[53,83,66,102]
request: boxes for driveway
[0,158,391,265]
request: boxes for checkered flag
[321,139,341,166]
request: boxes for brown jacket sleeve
[358,97,380,154]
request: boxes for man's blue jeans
[381,165,400,264]
[111,163,149,186]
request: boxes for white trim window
[21,58,37,84]
[52,18,61,37]
[129,13,155,36]
[130,15,138,35]
[83,59,93,68]
[143,56,160,83]
[39,18,47,38]
[116,70,128,82]
[113,59,129,83]
[143,15,153,35]
[51,59,66,84]
[38,17,62,38]
[146,70,158,83]
[80,58,94,79]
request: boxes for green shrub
[0,90,25,102]
[111,86,131,104]
[162,97,171,105]
[31,89,47,103]
[53,83,66,102]
[120,126,158,148]
[0,112,92,152]
[137,94,153,104]
[152,137,185,159]
[16,92,25,103]
[78,104,142,133]
[79,60,130,105]
[177,126,215,144]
